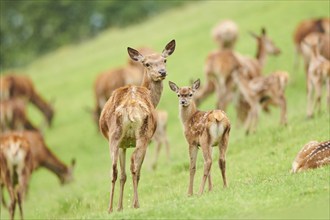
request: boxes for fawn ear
[192,79,200,91]
[169,81,179,93]
[162,39,176,58]
[127,47,144,62]
[71,158,76,168]
[261,27,266,35]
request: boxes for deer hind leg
[326,78,330,112]
[279,95,287,125]
[130,138,148,209]
[306,75,314,118]
[219,127,230,188]
[207,147,213,192]
[8,187,16,220]
[188,145,198,196]
[314,78,322,115]
[17,190,23,220]
[117,148,126,212]
[198,143,212,195]
[0,183,8,209]
[108,138,120,213]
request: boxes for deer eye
[189,94,193,97]
[164,59,167,63]
[177,94,180,97]
[145,63,150,67]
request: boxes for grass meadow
[1,1,329,219]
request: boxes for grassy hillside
[1,1,329,219]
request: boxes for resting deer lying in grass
[99,40,175,213]
[293,17,330,71]
[151,110,170,170]
[169,79,230,196]
[0,74,54,127]
[232,70,289,134]
[211,20,239,50]
[302,38,330,118]
[0,98,38,132]
[195,28,281,113]
[0,133,33,220]
[292,140,330,173]
[93,47,154,125]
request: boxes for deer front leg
[0,183,8,209]
[130,139,148,209]
[198,143,212,195]
[108,138,120,213]
[278,95,287,125]
[117,148,126,212]
[306,76,314,118]
[188,145,198,196]
[314,78,322,115]
[151,140,162,170]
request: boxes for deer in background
[151,110,170,170]
[0,74,54,127]
[232,70,289,134]
[211,19,239,50]
[0,133,33,220]
[0,98,38,132]
[93,47,154,125]
[169,79,230,196]
[302,38,330,118]
[99,40,175,213]
[293,17,330,71]
[292,140,330,173]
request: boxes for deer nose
[158,69,166,77]
[180,100,186,105]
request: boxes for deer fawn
[0,74,54,127]
[169,79,230,196]
[292,140,330,173]
[0,133,33,220]
[302,38,330,118]
[0,98,38,132]
[99,40,175,213]
[232,70,289,134]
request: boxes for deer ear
[249,31,259,39]
[169,81,179,93]
[261,27,266,35]
[162,39,176,58]
[192,79,201,91]
[71,158,76,167]
[127,47,144,62]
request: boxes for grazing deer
[93,47,154,125]
[0,74,54,127]
[0,133,33,220]
[302,38,330,118]
[232,70,289,134]
[151,110,170,170]
[195,28,281,112]
[293,17,330,71]
[211,20,239,50]
[21,131,75,184]
[169,79,230,196]
[0,98,38,132]
[292,140,330,173]
[99,40,175,212]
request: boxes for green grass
[1,1,330,219]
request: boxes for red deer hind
[99,40,175,213]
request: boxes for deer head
[169,79,200,107]
[127,40,176,82]
[250,27,281,56]
[59,158,76,185]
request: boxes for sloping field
[1,1,329,219]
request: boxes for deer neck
[141,70,163,108]
[41,148,69,180]
[256,41,267,68]
[180,101,198,125]
[30,92,54,122]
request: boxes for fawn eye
[164,59,167,63]
[189,94,193,97]
[145,63,150,67]
[177,94,180,97]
